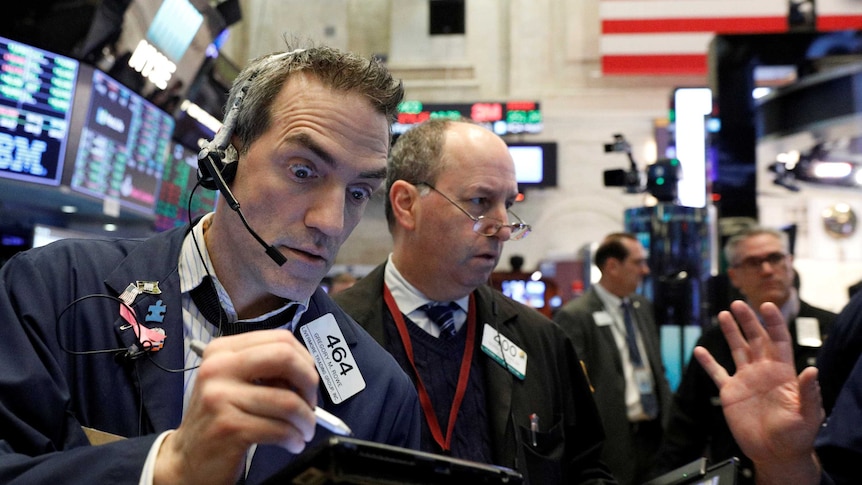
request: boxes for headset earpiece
[218,158,238,185]
[196,153,221,191]
[192,64,286,266]
[197,145,238,190]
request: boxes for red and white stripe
[600,0,862,76]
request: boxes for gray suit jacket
[553,286,671,485]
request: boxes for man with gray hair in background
[654,226,835,484]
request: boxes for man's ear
[604,257,621,275]
[389,180,420,231]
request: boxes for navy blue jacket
[817,344,862,485]
[0,224,420,484]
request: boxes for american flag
[600,0,862,75]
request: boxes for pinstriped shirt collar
[178,213,308,325]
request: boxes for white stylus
[190,339,353,436]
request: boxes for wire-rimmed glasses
[418,182,531,240]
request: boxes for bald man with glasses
[653,226,835,484]
[334,118,616,484]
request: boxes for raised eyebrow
[285,132,386,181]
[359,166,387,181]
[286,132,336,167]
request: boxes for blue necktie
[622,299,659,419]
[422,302,460,339]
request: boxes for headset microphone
[197,76,287,266]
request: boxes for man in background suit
[335,118,616,484]
[553,232,671,485]
[653,226,835,484]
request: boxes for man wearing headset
[0,44,419,484]
[334,118,616,484]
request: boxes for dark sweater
[383,313,493,463]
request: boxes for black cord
[55,294,132,357]
[188,179,225,338]
[48,180,220,435]
[134,363,144,437]
[55,283,202,373]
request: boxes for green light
[656,177,665,185]
[397,100,423,114]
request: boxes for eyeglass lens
[473,217,529,240]
[420,182,530,240]
[738,252,786,269]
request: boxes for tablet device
[644,457,738,485]
[260,436,524,485]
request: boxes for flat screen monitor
[501,279,547,309]
[146,0,204,62]
[64,67,175,216]
[154,140,218,232]
[506,141,557,189]
[0,35,78,186]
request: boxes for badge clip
[119,302,165,352]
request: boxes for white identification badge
[795,317,822,347]
[481,323,527,380]
[300,313,366,404]
[592,311,613,327]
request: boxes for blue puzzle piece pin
[146,300,167,323]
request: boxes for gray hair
[384,118,460,227]
[723,226,789,266]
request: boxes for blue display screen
[0,36,78,186]
[67,69,175,216]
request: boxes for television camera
[602,133,681,203]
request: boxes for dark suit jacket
[335,263,617,485]
[817,289,862,415]
[816,338,862,485]
[654,300,836,484]
[553,286,672,485]
[0,224,420,484]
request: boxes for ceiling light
[812,161,853,179]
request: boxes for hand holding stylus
[155,330,320,485]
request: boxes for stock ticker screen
[394,100,542,136]
[67,69,175,215]
[0,36,78,186]
[154,141,218,232]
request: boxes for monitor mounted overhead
[0,35,79,187]
[506,141,558,189]
[153,140,218,232]
[62,65,175,218]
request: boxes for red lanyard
[383,285,476,451]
